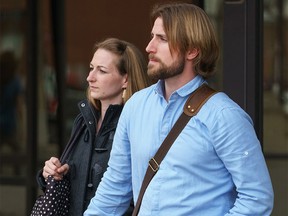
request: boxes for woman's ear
[122,74,128,89]
[186,48,199,60]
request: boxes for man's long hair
[150,3,219,78]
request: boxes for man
[85,3,274,215]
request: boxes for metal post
[223,0,263,144]
[26,0,38,214]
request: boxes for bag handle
[132,84,216,216]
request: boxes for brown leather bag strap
[132,84,216,216]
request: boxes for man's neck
[163,72,197,101]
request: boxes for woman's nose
[86,71,94,82]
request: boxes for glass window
[0,1,28,214]
[263,0,288,214]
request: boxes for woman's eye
[99,69,107,74]
[89,67,94,72]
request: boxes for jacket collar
[78,99,123,135]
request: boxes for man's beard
[147,56,185,81]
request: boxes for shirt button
[88,121,93,124]
[81,103,85,107]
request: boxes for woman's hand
[42,157,69,181]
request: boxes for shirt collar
[153,75,206,98]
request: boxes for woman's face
[87,48,127,105]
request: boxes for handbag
[31,120,85,216]
[132,84,216,216]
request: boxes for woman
[36,38,151,215]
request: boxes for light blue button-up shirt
[85,76,274,216]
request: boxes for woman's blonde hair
[87,38,151,109]
[151,3,219,78]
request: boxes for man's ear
[186,48,199,60]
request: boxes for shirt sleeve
[211,106,274,215]
[84,106,133,216]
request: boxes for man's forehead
[151,17,165,34]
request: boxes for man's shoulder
[198,91,250,126]
[196,91,243,120]
[204,91,240,111]
[129,84,156,101]
[122,84,157,116]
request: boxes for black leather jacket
[37,99,132,215]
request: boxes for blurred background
[0,0,287,215]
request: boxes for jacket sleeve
[35,114,83,192]
[36,169,47,192]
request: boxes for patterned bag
[30,120,85,216]
[30,175,70,216]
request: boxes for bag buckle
[148,157,159,173]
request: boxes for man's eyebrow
[151,32,167,38]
